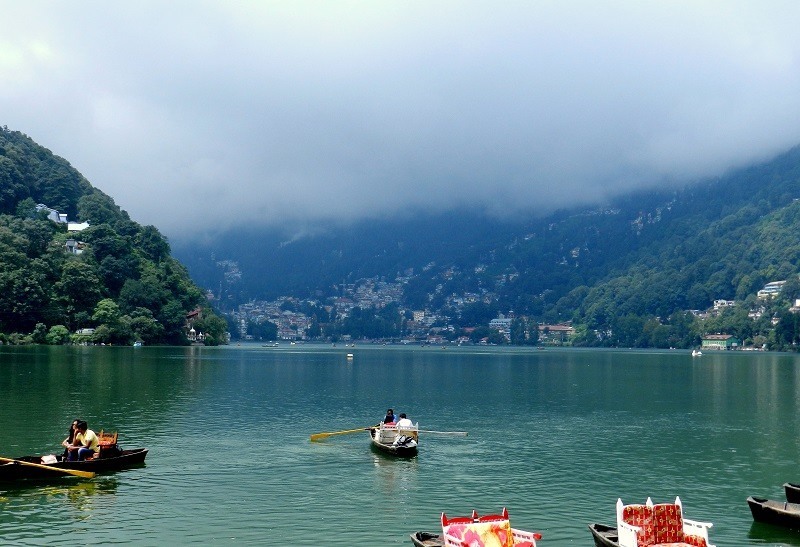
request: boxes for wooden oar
[418,430,468,436]
[0,456,96,479]
[310,427,371,442]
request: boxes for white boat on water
[369,422,418,457]
[692,350,702,357]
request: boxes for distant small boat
[262,342,279,347]
[133,341,143,347]
[692,349,702,356]
[748,496,800,530]
[346,353,354,359]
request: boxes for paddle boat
[589,497,715,547]
[369,421,418,457]
[410,507,541,546]
[0,431,147,482]
[747,496,800,530]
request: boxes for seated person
[61,419,78,458]
[382,408,396,424]
[67,420,100,461]
[395,413,412,428]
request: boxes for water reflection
[747,521,800,545]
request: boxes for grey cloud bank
[3,1,800,238]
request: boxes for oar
[310,427,371,442]
[418,430,468,436]
[0,456,96,479]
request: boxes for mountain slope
[0,127,227,345]
[172,144,800,348]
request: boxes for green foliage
[0,127,226,346]
[46,325,71,345]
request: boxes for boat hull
[588,523,619,547]
[370,435,418,457]
[0,448,148,482]
[409,531,442,546]
[748,496,800,530]
[369,426,418,457]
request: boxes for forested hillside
[174,144,800,349]
[0,127,227,345]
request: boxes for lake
[1,344,799,545]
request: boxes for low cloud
[4,1,800,238]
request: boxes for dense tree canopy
[0,127,226,346]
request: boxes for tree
[31,322,48,344]
[77,192,123,226]
[128,307,164,343]
[136,225,170,262]
[46,325,71,345]
[55,260,104,325]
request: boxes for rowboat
[0,448,148,482]
[369,422,418,457]
[409,531,442,546]
[588,523,619,547]
[747,496,800,530]
[784,482,800,503]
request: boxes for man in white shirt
[395,413,412,428]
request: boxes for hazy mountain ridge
[173,144,800,344]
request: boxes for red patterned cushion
[622,504,655,546]
[682,535,707,547]
[653,504,683,544]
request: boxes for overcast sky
[3,1,800,239]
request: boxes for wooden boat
[0,448,148,482]
[588,523,619,547]
[409,531,443,546]
[369,422,418,457]
[747,496,800,530]
[784,482,800,503]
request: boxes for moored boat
[369,422,418,457]
[0,448,148,482]
[409,531,442,546]
[784,482,800,503]
[747,496,800,530]
[588,523,619,547]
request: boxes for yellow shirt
[75,429,100,452]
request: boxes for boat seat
[97,430,120,458]
[616,498,714,547]
[97,430,118,447]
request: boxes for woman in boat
[382,408,396,424]
[61,419,79,457]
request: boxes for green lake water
[1,344,800,545]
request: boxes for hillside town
[223,270,800,349]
